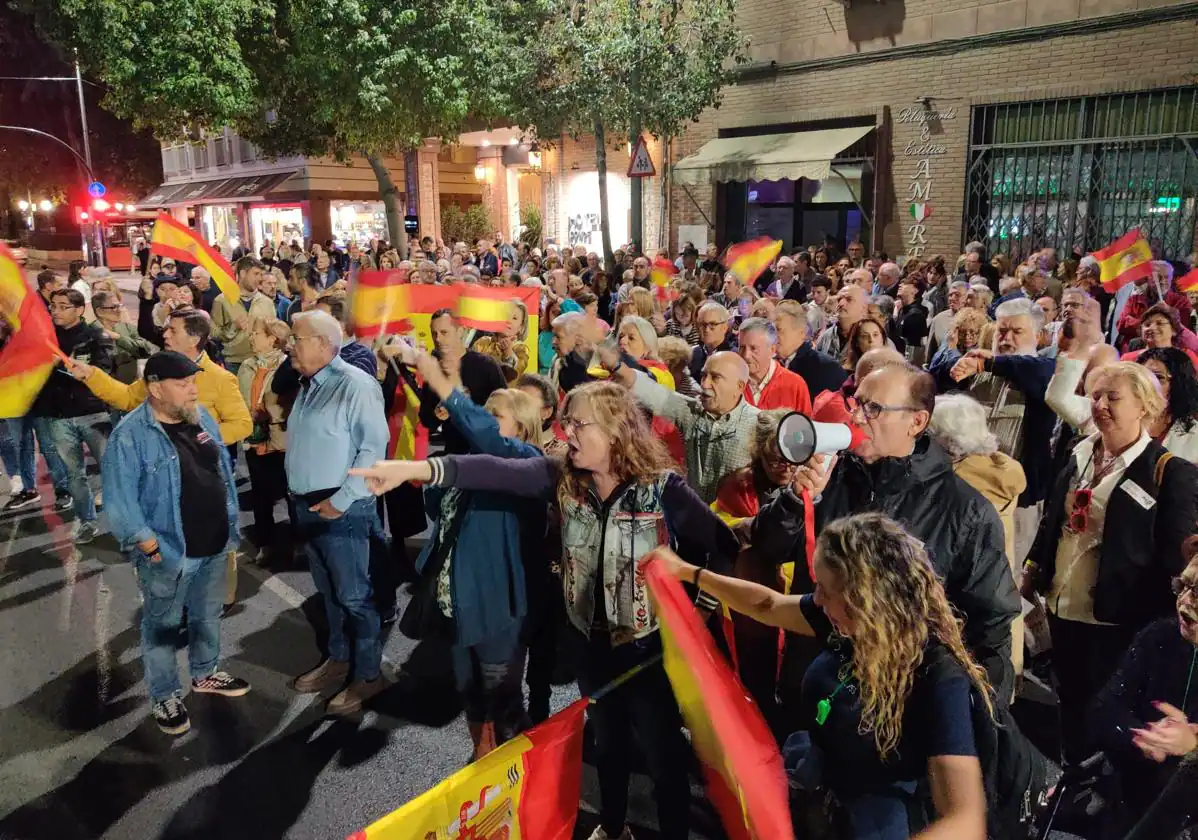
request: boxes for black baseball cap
[144,351,200,382]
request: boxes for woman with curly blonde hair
[652,512,992,839]
[350,380,739,840]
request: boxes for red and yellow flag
[149,213,239,301]
[1091,230,1154,293]
[0,243,60,418]
[644,554,795,840]
[348,699,587,840]
[387,378,428,461]
[1177,267,1198,294]
[457,284,539,336]
[650,257,678,304]
[725,238,782,288]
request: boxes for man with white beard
[102,351,249,737]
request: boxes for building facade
[667,0,1198,263]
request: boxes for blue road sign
[87,181,106,198]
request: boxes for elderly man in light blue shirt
[285,309,390,715]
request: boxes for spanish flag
[457,284,527,333]
[387,378,428,461]
[644,554,794,840]
[149,213,239,301]
[348,699,586,840]
[0,243,60,418]
[725,238,782,288]
[1091,230,1154,293]
[1177,267,1198,294]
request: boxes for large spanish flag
[348,699,587,840]
[458,284,540,336]
[149,213,239,301]
[1092,230,1154,293]
[725,238,783,288]
[0,243,60,418]
[644,554,794,840]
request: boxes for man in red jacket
[737,317,812,414]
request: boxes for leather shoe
[326,678,386,715]
[293,659,349,693]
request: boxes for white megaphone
[775,411,867,465]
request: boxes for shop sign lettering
[902,107,956,258]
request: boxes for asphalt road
[0,270,1080,840]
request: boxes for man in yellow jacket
[66,307,252,610]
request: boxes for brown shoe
[326,678,386,716]
[293,659,349,693]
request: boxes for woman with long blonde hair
[351,380,739,840]
[652,512,992,839]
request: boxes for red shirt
[743,361,813,415]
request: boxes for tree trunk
[593,119,616,273]
[366,152,407,258]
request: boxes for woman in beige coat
[929,392,1028,679]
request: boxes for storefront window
[250,205,305,252]
[201,205,243,255]
[331,201,387,247]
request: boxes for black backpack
[925,648,1048,838]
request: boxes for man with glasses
[30,289,116,542]
[92,291,157,384]
[688,301,736,383]
[753,362,1020,704]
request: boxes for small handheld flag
[150,213,240,302]
[650,257,678,303]
[0,243,60,418]
[1177,267,1198,295]
[725,238,783,288]
[1090,230,1153,294]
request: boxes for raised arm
[351,453,559,501]
[1045,354,1093,431]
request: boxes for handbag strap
[1154,450,1175,489]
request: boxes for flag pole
[588,653,664,703]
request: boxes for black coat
[419,350,505,454]
[753,435,1020,695]
[31,321,115,419]
[785,342,847,398]
[1028,438,1198,628]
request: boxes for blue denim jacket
[101,401,238,568]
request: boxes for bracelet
[692,566,702,588]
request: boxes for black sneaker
[2,489,41,514]
[192,671,251,697]
[54,489,73,511]
[73,521,100,544]
[151,694,191,736]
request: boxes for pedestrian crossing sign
[627,136,656,178]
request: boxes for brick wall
[669,16,1198,257]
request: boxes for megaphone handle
[801,488,817,584]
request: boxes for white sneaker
[9,476,23,495]
[587,827,635,840]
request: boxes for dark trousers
[1048,613,1137,765]
[245,450,288,546]
[573,629,691,840]
[523,566,563,723]
[452,622,527,743]
[381,482,425,583]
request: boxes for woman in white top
[1137,347,1198,463]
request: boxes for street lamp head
[38,199,53,212]
[17,200,28,211]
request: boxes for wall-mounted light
[126,204,137,212]
[38,199,53,212]
[474,164,488,183]
[481,139,491,148]
[17,200,28,211]
[528,151,542,170]
[115,202,125,211]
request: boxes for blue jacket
[419,388,541,647]
[101,401,238,567]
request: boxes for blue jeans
[295,498,382,681]
[45,413,111,522]
[29,417,68,491]
[451,621,526,740]
[0,418,36,488]
[135,552,225,701]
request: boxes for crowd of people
[4,231,1198,839]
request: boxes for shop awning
[137,171,297,208]
[672,125,875,186]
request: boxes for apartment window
[965,86,1198,261]
[191,141,210,171]
[214,135,230,167]
[238,137,259,163]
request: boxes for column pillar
[416,138,443,244]
[476,147,511,242]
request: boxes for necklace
[1183,648,1197,713]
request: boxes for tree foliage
[441,204,494,248]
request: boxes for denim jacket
[101,401,238,567]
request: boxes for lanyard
[816,674,851,726]
[1183,648,1197,713]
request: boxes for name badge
[1120,479,1156,511]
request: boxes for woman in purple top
[352,380,738,840]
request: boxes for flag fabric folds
[458,284,523,333]
[347,699,587,840]
[1091,230,1154,293]
[0,243,59,418]
[643,554,795,840]
[725,238,783,288]
[650,257,679,304]
[387,379,428,462]
[1177,267,1198,294]
[149,213,240,301]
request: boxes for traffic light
[92,198,110,212]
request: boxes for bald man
[605,348,760,502]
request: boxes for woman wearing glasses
[1092,544,1198,837]
[349,380,738,840]
[1138,347,1198,462]
[1023,362,1198,764]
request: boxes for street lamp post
[74,59,103,266]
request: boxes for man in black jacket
[753,362,1020,707]
[774,300,846,398]
[32,289,116,542]
[419,309,505,454]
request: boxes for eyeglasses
[1171,577,1198,599]
[96,304,123,311]
[561,417,597,434]
[1068,487,1093,533]
[849,399,923,421]
[697,320,728,329]
[50,303,81,311]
